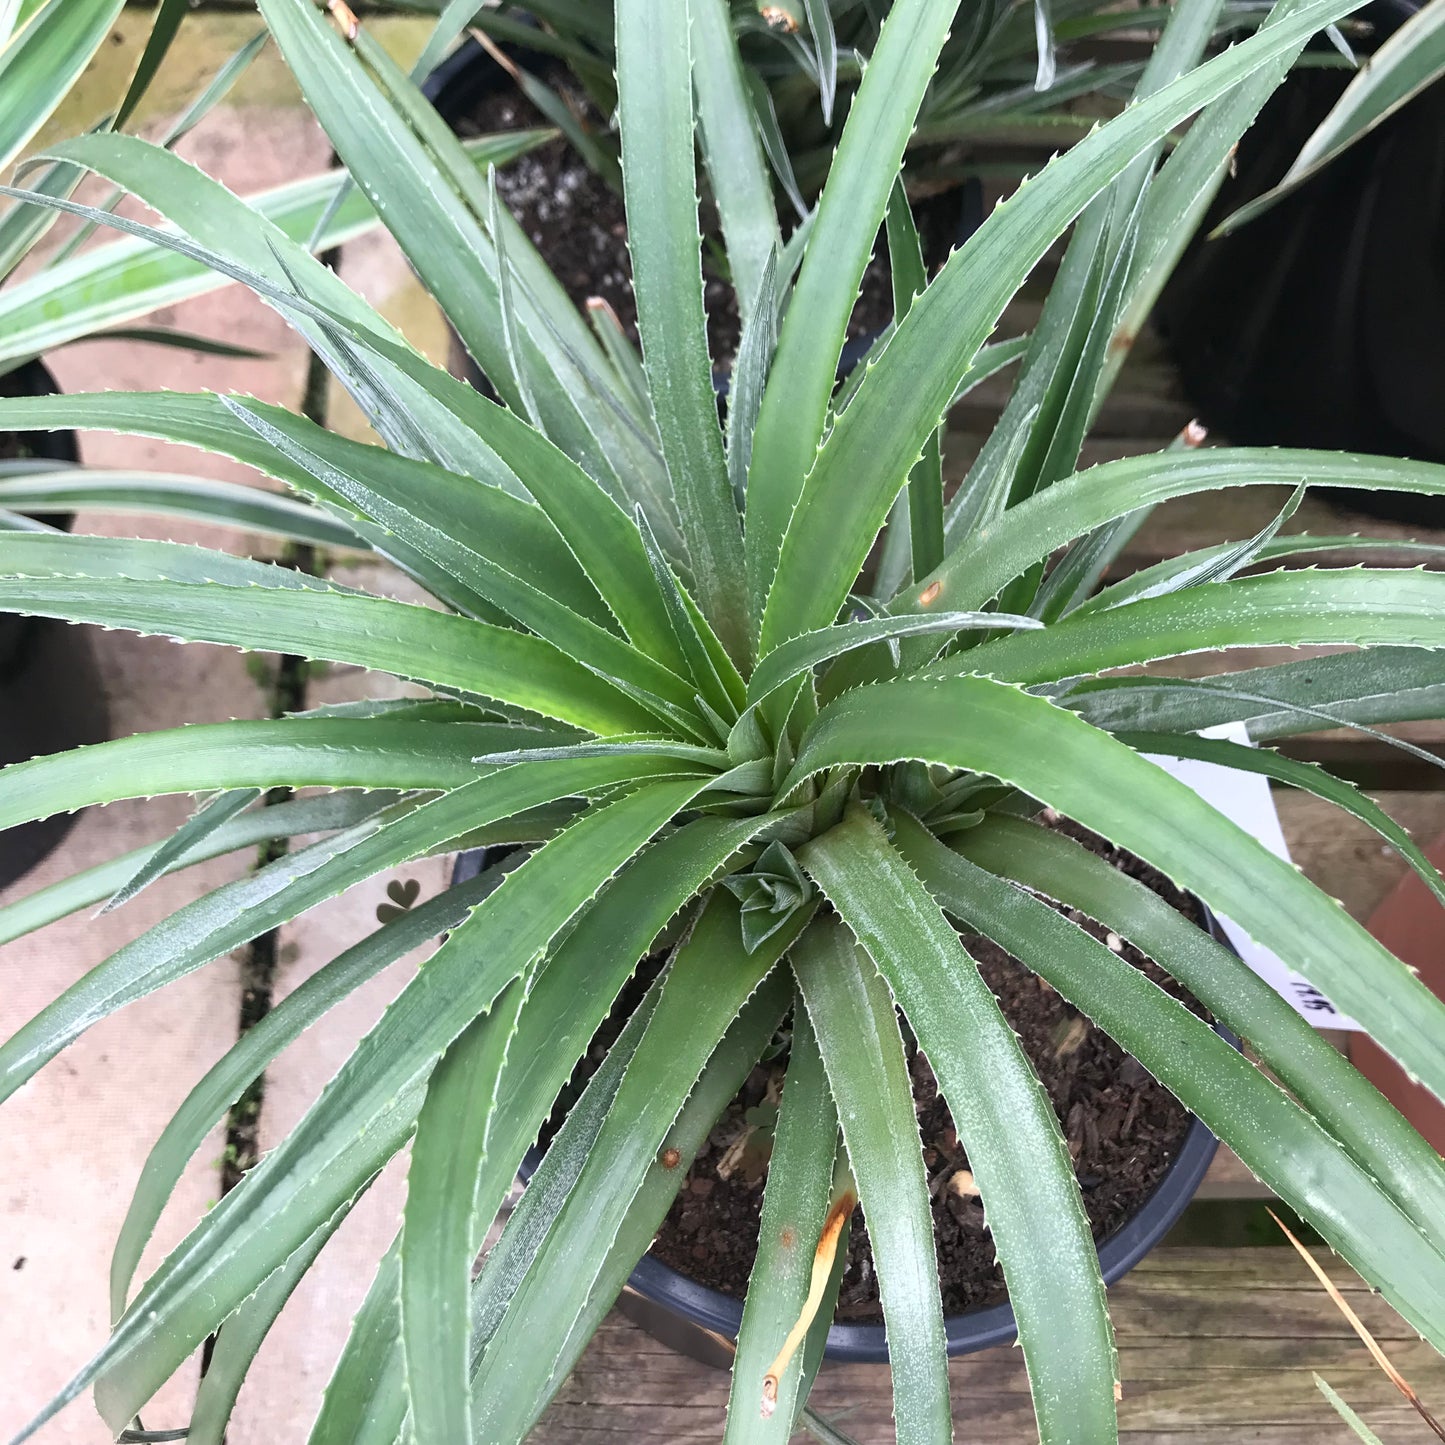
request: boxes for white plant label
[1145,722,1362,1031]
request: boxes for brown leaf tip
[760,6,801,32]
[326,0,359,40]
[760,1375,780,1418]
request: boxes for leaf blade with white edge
[0,537,657,735]
[617,0,747,661]
[724,999,839,1445]
[515,974,796,1438]
[587,296,653,427]
[0,131,556,501]
[0,471,364,550]
[916,448,1445,616]
[0,388,691,677]
[1119,731,1445,910]
[892,816,1445,1357]
[0,791,399,949]
[745,70,808,221]
[634,506,746,721]
[113,0,189,130]
[1100,0,1325,400]
[884,178,943,586]
[185,1196,355,1445]
[401,973,528,1445]
[1033,0,1057,90]
[50,777,708,1440]
[464,962,667,1372]
[791,918,951,1445]
[112,862,511,1319]
[319,809,795,1445]
[0,133,544,368]
[101,788,262,914]
[307,1238,405,1445]
[803,0,839,121]
[1068,647,1445,740]
[1079,532,1445,617]
[967,0,1226,546]
[1086,482,1305,610]
[0,0,124,174]
[222,400,701,718]
[692,0,781,325]
[471,895,802,1444]
[255,0,655,514]
[3,756,667,1110]
[949,814,1445,1235]
[44,27,272,270]
[801,810,1116,1445]
[0,717,560,837]
[784,674,1445,1106]
[488,163,542,432]
[1,800,418,1106]
[217,398,613,628]
[746,0,962,627]
[459,980,795,1445]
[960,568,1445,687]
[1314,1375,1387,1445]
[746,610,1043,707]
[726,250,778,513]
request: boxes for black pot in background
[1156,0,1445,527]
[0,360,110,891]
[452,845,1228,1367]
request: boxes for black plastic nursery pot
[451,846,1229,1368]
[1155,0,1445,526]
[0,360,110,891]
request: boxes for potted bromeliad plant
[2,0,1444,1439]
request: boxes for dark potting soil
[647,820,1208,1321]
[455,77,964,367]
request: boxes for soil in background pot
[452,69,966,369]
[534,820,1207,1324]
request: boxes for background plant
[0,0,546,544]
[0,0,1444,1442]
[440,0,1284,219]
[1215,0,1445,230]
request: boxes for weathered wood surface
[539,1249,1445,1443]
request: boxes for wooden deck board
[538,1250,1445,1443]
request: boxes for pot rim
[456,846,1234,1361]
[624,1083,1222,1360]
